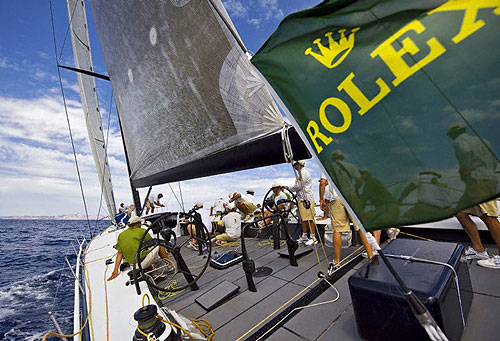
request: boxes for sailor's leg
[372,229,381,244]
[333,232,342,264]
[480,214,500,254]
[187,224,197,244]
[358,230,374,259]
[456,212,485,252]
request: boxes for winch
[133,305,174,341]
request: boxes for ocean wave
[0,269,65,309]
[2,326,45,341]
[0,308,15,321]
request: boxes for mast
[115,107,142,216]
[66,0,117,217]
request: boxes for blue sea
[0,219,110,341]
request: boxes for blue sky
[0,0,323,217]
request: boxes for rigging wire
[57,0,79,64]
[94,90,114,235]
[49,266,66,313]
[168,183,185,212]
[282,125,330,271]
[49,0,93,239]
[42,264,94,341]
[178,182,185,212]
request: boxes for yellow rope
[156,315,194,340]
[85,252,117,264]
[157,280,184,300]
[142,293,151,306]
[136,325,160,341]
[313,223,330,269]
[399,231,432,241]
[258,237,286,247]
[104,263,110,341]
[84,243,112,255]
[84,264,95,340]
[41,265,93,341]
[311,241,323,273]
[235,245,364,341]
[236,277,321,341]
[189,318,215,340]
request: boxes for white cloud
[490,99,500,107]
[461,108,500,122]
[0,92,324,217]
[247,18,262,28]
[223,0,248,18]
[258,0,283,20]
[0,95,129,216]
[37,51,51,60]
[223,0,285,26]
[61,78,81,94]
[33,71,48,80]
[139,167,301,213]
[0,56,21,71]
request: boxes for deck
[156,235,500,340]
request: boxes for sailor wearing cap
[228,191,257,219]
[244,188,259,208]
[107,216,174,281]
[285,160,318,246]
[214,203,242,245]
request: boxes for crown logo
[305,27,360,69]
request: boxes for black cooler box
[348,239,473,341]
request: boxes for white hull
[75,225,170,340]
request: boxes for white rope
[255,275,341,341]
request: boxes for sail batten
[67,0,116,216]
[89,0,294,186]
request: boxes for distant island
[0,213,110,220]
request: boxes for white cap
[226,202,235,210]
[128,216,142,225]
[246,188,255,193]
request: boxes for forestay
[89,0,292,187]
[67,0,116,217]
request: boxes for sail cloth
[252,0,500,230]
[89,0,306,187]
[67,0,116,217]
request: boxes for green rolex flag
[252,0,500,230]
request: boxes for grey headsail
[67,0,116,216]
[89,0,308,188]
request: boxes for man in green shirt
[107,216,172,281]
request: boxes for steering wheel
[133,210,211,293]
[260,187,301,240]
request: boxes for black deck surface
[157,238,500,340]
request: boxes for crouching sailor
[107,216,173,281]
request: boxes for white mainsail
[67,0,116,217]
